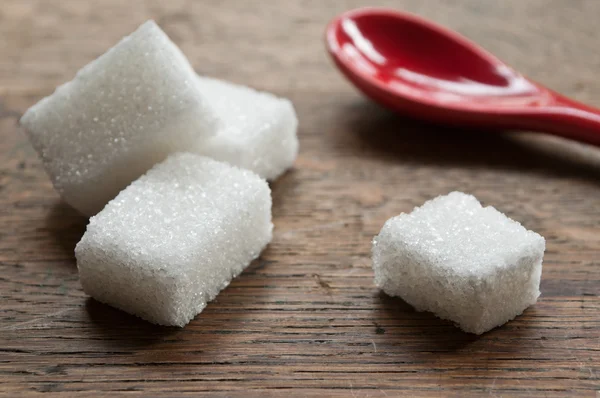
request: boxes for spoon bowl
[326,8,600,146]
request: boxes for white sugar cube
[20,21,219,216]
[193,76,298,180]
[75,153,272,327]
[372,192,545,334]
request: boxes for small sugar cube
[20,21,219,216]
[193,76,298,180]
[372,192,545,334]
[75,153,272,327]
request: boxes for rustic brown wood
[1,1,599,396]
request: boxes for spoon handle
[527,95,600,147]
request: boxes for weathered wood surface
[1,1,599,396]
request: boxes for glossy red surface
[326,8,600,146]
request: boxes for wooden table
[1,1,599,396]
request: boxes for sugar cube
[193,76,298,180]
[20,21,219,216]
[372,192,545,334]
[75,153,273,327]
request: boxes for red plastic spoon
[325,8,600,146]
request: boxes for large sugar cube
[372,192,545,334]
[193,76,298,180]
[75,153,272,327]
[20,21,219,216]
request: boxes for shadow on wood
[43,202,88,266]
[85,298,181,351]
[374,292,480,353]
[269,166,301,216]
[340,100,600,185]
[373,292,540,357]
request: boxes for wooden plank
[1,0,599,396]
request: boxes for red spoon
[325,7,600,147]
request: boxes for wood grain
[1,0,599,396]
